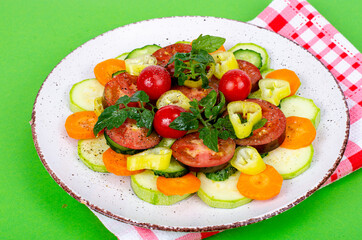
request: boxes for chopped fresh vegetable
[78,134,109,172]
[281,116,316,149]
[230,146,266,175]
[93,97,105,116]
[212,51,239,79]
[153,157,189,178]
[65,111,98,139]
[219,69,251,102]
[156,90,191,111]
[258,78,291,106]
[131,170,191,205]
[69,78,104,112]
[265,69,301,96]
[153,105,188,138]
[94,59,126,85]
[157,173,201,196]
[137,65,171,100]
[102,148,144,176]
[125,55,157,76]
[237,164,283,200]
[227,101,262,139]
[204,164,237,181]
[127,147,172,171]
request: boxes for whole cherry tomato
[137,65,171,100]
[153,105,187,138]
[219,69,251,102]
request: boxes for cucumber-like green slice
[131,170,191,205]
[197,172,252,209]
[261,69,275,78]
[77,135,109,172]
[263,145,314,179]
[204,164,237,181]
[280,95,321,128]
[69,78,104,112]
[116,52,129,60]
[104,131,141,155]
[155,138,177,148]
[153,157,189,178]
[126,44,161,59]
[233,49,262,68]
[228,43,269,72]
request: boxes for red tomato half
[137,65,171,100]
[171,133,236,167]
[219,69,251,102]
[153,105,187,138]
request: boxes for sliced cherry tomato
[137,65,171,100]
[218,69,251,102]
[152,43,192,76]
[153,105,187,138]
[105,119,161,150]
[152,43,192,67]
[171,132,236,167]
[237,60,262,92]
[235,99,286,154]
[103,72,138,106]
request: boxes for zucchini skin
[153,158,189,178]
[205,164,237,181]
[104,131,141,155]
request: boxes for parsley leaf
[199,127,219,152]
[93,91,156,136]
[192,34,226,53]
[169,112,199,131]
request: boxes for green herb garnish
[169,90,236,152]
[93,91,156,136]
[166,34,225,88]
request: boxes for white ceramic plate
[31,16,349,231]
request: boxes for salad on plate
[64,34,320,209]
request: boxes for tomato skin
[153,105,187,138]
[219,69,251,102]
[137,65,172,100]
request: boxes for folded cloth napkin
[92,0,362,239]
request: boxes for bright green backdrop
[0,0,361,239]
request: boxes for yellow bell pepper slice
[156,90,191,111]
[259,78,291,106]
[230,146,266,175]
[227,101,262,139]
[93,97,105,117]
[211,51,239,79]
[183,63,215,88]
[125,55,157,76]
[127,147,172,171]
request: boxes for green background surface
[0,0,361,239]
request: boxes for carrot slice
[210,45,226,55]
[102,148,144,176]
[265,69,301,96]
[157,173,201,196]
[65,111,98,139]
[94,59,126,86]
[237,164,283,200]
[281,116,316,149]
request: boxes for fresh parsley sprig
[169,90,235,152]
[166,34,225,88]
[93,91,156,136]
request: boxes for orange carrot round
[65,111,98,139]
[265,69,301,96]
[281,116,316,149]
[157,173,201,196]
[94,59,126,86]
[237,164,283,200]
[102,148,144,176]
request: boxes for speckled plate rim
[31,16,350,232]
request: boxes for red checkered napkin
[94,0,362,239]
